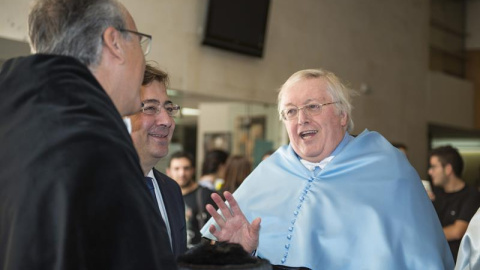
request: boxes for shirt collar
[300,156,334,171]
[299,132,353,172]
[147,169,155,179]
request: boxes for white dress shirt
[147,170,172,250]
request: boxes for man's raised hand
[205,191,261,254]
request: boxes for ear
[444,164,453,175]
[340,111,348,127]
[101,26,126,63]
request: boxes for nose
[154,109,173,127]
[297,108,309,125]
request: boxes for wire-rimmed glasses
[141,101,181,117]
[118,29,152,55]
[280,102,339,121]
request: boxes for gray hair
[28,0,129,68]
[277,69,355,132]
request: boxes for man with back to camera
[428,145,480,261]
[166,151,215,248]
[201,69,454,269]
[127,64,187,257]
[0,0,177,268]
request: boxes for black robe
[0,55,177,269]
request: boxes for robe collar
[298,132,354,172]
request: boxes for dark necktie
[144,176,158,204]
[143,176,174,254]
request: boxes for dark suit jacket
[0,55,176,269]
[153,168,187,257]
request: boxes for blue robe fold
[202,130,454,269]
[455,207,480,270]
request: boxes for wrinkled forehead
[280,78,332,105]
[140,81,169,103]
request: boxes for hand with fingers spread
[205,191,261,254]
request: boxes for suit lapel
[153,169,179,255]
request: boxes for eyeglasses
[428,164,442,170]
[280,102,339,121]
[118,29,152,55]
[141,101,181,117]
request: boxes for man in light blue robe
[455,208,480,270]
[201,69,454,269]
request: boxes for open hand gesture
[205,191,261,254]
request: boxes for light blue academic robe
[455,207,480,270]
[202,130,454,269]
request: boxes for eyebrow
[283,99,318,107]
[142,99,174,106]
[142,99,160,105]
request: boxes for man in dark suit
[128,64,187,257]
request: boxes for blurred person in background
[222,155,252,194]
[261,150,275,161]
[199,149,229,191]
[167,151,215,249]
[429,145,480,261]
[392,142,408,157]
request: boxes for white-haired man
[202,69,454,269]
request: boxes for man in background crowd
[0,0,177,268]
[167,151,215,248]
[429,145,480,261]
[128,64,187,257]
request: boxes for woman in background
[199,149,229,191]
[222,155,252,193]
